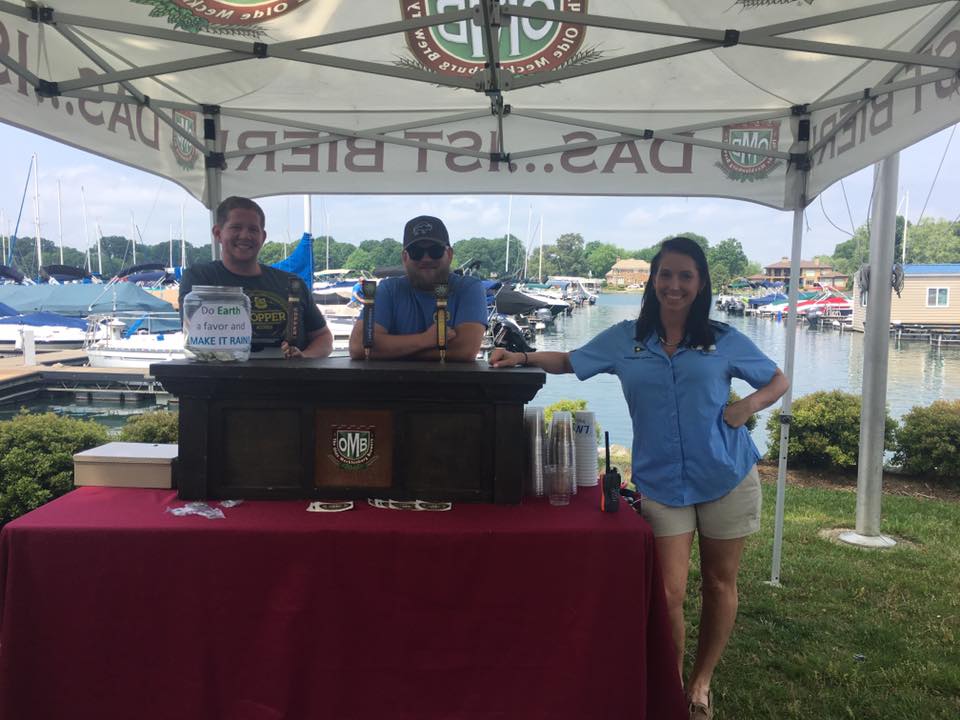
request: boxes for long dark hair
[635,236,715,349]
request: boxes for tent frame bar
[26,1,957,101]
[52,23,206,155]
[811,2,960,155]
[6,0,960,180]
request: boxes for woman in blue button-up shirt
[490,237,788,719]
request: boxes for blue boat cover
[0,311,88,329]
[0,302,19,316]
[0,284,174,316]
[123,316,182,337]
[747,293,788,307]
[270,232,314,288]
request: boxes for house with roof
[762,258,849,289]
[851,263,960,332]
[605,258,651,287]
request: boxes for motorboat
[0,310,105,352]
[86,314,354,368]
[85,315,188,368]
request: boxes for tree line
[5,213,958,284]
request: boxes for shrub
[764,390,896,469]
[729,389,757,432]
[119,410,179,444]
[0,411,108,525]
[543,398,604,441]
[894,400,960,482]
[543,398,587,428]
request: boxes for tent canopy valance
[1,1,959,211]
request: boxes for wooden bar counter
[151,358,546,504]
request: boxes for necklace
[658,335,682,348]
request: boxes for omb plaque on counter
[316,409,394,490]
[151,358,546,504]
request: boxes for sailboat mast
[95,221,103,276]
[32,154,41,278]
[538,215,544,283]
[523,204,532,280]
[168,223,173,268]
[180,202,187,269]
[57,179,64,264]
[504,196,512,275]
[130,211,137,265]
[81,186,91,272]
[320,197,328,270]
[902,191,909,264]
[303,195,312,263]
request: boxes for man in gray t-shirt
[179,196,333,359]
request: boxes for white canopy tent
[2,0,959,578]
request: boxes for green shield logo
[718,121,782,182]
[332,428,377,469]
[401,1,589,77]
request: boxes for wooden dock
[0,351,168,405]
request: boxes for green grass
[683,482,960,720]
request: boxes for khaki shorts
[641,465,762,540]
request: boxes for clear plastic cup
[546,464,572,506]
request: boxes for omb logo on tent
[171,110,199,170]
[401,1,589,77]
[717,120,783,183]
[134,1,310,33]
[331,427,378,471]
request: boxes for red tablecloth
[0,486,686,720]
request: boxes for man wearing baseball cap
[348,215,487,361]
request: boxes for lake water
[532,293,960,453]
[3,293,959,450]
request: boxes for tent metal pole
[303,196,313,237]
[769,203,805,587]
[841,154,900,548]
[204,109,223,262]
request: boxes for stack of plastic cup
[573,411,599,487]
[523,406,546,497]
[548,411,577,497]
[545,463,573,506]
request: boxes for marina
[2,291,958,458]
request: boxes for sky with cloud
[1,121,958,269]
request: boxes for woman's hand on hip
[723,398,754,428]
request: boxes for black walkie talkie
[601,431,620,513]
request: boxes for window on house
[926,287,949,307]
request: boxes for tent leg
[204,108,223,262]
[769,205,804,586]
[841,153,899,549]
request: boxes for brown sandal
[688,690,713,720]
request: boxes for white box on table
[73,442,178,489]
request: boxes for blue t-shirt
[569,320,778,507]
[373,274,488,334]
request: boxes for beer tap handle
[434,283,449,362]
[285,277,305,350]
[361,280,377,360]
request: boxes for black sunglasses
[406,244,446,261]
